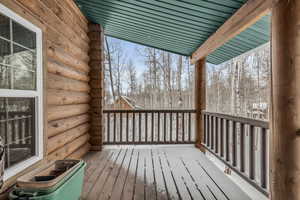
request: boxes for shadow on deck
[82,145,250,200]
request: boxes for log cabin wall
[0,0,104,193]
[15,0,92,161]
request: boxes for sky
[107,36,147,78]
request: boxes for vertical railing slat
[164,112,167,143]
[151,112,154,143]
[249,125,255,180]
[189,112,192,142]
[240,123,245,172]
[120,113,123,142]
[139,112,142,143]
[113,113,116,143]
[107,113,110,143]
[220,118,224,157]
[158,112,160,143]
[232,121,237,167]
[225,119,230,162]
[145,112,148,143]
[215,117,219,154]
[170,112,173,143]
[261,128,267,188]
[176,112,179,143]
[211,116,214,150]
[133,112,136,143]
[126,112,129,143]
[182,112,185,142]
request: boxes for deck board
[82,146,251,200]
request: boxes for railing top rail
[103,109,197,113]
[203,111,269,129]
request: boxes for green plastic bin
[9,161,86,200]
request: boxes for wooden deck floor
[82,145,250,200]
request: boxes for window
[0,4,43,180]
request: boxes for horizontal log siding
[13,0,92,161]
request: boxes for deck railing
[103,109,196,145]
[202,111,269,196]
[0,111,34,147]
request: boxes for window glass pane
[0,64,9,89]
[0,97,36,168]
[0,38,11,64]
[12,21,36,49]
[0,14,10,40]
[11,45,36,90]
[0,39,11,89]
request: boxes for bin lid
[16,160,82,190]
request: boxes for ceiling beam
[191,0,272,64]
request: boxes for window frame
[0,3,43,180]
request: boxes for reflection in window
[0,9,39,171]
[0,14,10,40]
[0,97,35,168]
[13,22,36,49]
[0,19,36,90]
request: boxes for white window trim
[0,3,43,180]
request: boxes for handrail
[203,111,269,129]
[202,111,269,196]
[103,109,196,113]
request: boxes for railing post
[270,1,300,199]
[195,58,206,152]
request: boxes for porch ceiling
[75,0,270,65]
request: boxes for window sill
[4,155,43,181]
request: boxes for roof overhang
[75,0,271,65]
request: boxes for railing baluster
[232,121,237,167]
[207,114,210,147]
[120,113,123,142]
[240,123,245,172]
[151,112,154,143]
[249,125,255,180]
[261,128,267,188]
[133,112,136,143]
[220,118,224,157]
[11,116,16,144]
[139,112,142,143]
[113,113,116,142]
[158,112,160,142]
[225,119,230,162]
[176,112,179,143]
[164,112,167,143]
[211,116,214,150]
[182,112,185,142]
[24,115,28,143]
[189,112,192,142]
[215,117,219,154]
[126,112,129,143]
[107,113,110,143]
[170,112,173,142]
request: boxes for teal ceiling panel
[75,0,270,65]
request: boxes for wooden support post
[88,22,104,151]
[195,58,206,152]
[270,0,300,199]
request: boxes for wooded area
[104,38,270,121]
[104,37,195,109]
[207,43,270,119]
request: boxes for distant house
[112,96,142,110]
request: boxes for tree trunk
[105,36,115,101]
